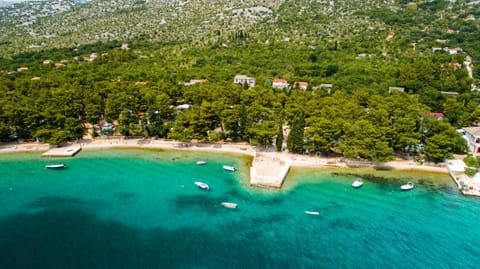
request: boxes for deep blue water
[0,148,479,268]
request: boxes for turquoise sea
[0,148,479,268]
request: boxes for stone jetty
[250,152,291,188]
[42,145,82,157]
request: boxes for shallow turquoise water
[0,149,479,268]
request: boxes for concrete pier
[250,152,291,188]
[447,160,480,197]
[42,145,82,157]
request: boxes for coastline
[0,138,448,174]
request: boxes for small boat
[194,181,209,190]
[352,178,363,188]
[45,164,66,169]
[221,202,238,209]
[222,165,236,172]
[305,211,320,215]
[401,182,415,191]
[196,160,207,165]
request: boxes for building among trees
[233,75,256,88]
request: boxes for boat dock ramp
[42,145,82,157]
[250,152,291,188]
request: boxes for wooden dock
[250,152,291,188]
[42,145,82,157]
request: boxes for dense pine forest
[0,0,479,163]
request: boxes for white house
[233,75,256,88]
[461,127,480,155]
[272,79,289,89]
[443,47,463,55]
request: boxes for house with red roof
[428,112,444,119]
[272,79,289,89]
[295,82,308,91]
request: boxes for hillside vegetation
[0,0,479,163]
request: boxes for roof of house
[449,62,462,68]
[441,91,459,96]
[183,79,208,86]
[463,127,480,136]
[234,75,253,79]
[273,79,287,83]
[428,112,444,118]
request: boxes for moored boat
[401,182,415,191]
[352,178,363,188]
[194,181,209,190]
[45,164,66,169]
[196,160,207,165]
[221,202,238,209]
[222,165,235,172]
[305,211,320,215]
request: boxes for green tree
[118,109,136,136]
[276,117,284,152]
[287,116,305,153]
[146,110,165,138]
[0,123,13,142]
[64,117,85,140]
[248,120,276,147]
[372,141,394,163]
[424,134,454,162]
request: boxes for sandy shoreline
[0,138,448,174]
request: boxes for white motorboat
[401,182,415,191]
[221,202,238,209]
[222,165,236,172]
[196,160,207,165]
[45,164,66,169]
[352,178,363,188]
[305,211,320,215]
[194,181,209,190]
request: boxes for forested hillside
[0,0,479,162]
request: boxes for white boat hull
[352,180,363,188]
[194,182,209,190]
[401,182,415,191]
[221,202,238,209]
[305,211,320,215]
[223,165,235,172]
[45,164,65,169]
